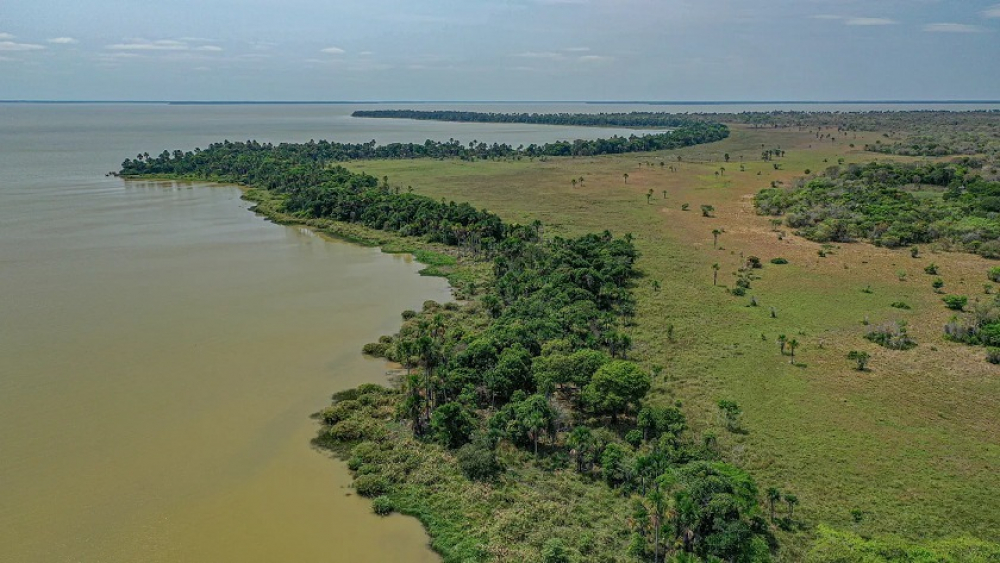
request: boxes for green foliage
[770,257,788,265]
[717,399,743,432]
[541,538,573,563]
[753,161,1000,257]
[942,295,968,311]
[890,301,911,310]
[430,402,477,449]
[371,495,395,515]
[865,321,917,350]
[808,525,1000,563]
[701,204,715,217]
[924,263,939,275]
[847,350,870,371]
[354,474,391,498]
[456,435,504,482]
[582,361,652,419]
[989,267,1000,283]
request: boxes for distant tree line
[353,109,720,129]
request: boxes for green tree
[766,487,781,521]
[847,350,870,371]
[430,402,476,449]
[788,338,799,364]
[624,172,629,184]
[712,263,720,286]
[541,538,571,563]
[712,228,722,248]
[582,360,651,421]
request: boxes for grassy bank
[346,124,1000,551]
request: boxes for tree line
[120,137,781,562]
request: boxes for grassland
[346,124,1000,553]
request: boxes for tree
[701,204,715,217]
[624,172,629,184]
[785,493,799,518]
[717,399,743,432]
[582,360,651,421]
[847,350,870,371]
[724,153,731,162]
[942,295,967,311]
[712,263,720,286]
[541,538,571,563]
[646,188,654,204]
[712,228,722,249]
[777,334,787,355]
[571,178,577,189]
[430,402,476,449]
[662,189,667,199]
[766,487,781,521]
[788,338,799,364]
[567,425,595,473]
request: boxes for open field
[347,125,1000,550]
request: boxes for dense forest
[353,109,718,129]
[117,123,726,172]
[120,140,782,563]
[754,160,1000,257]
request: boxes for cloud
[923,23,987,33]
[811,15,897,26]
[578,55,613,63]
[48,37,78,44]
[845,17,897,26]
[0,40,45,51]
[320,46,345,54]
[982,5,1000,18]
[107,39,188,51]
[0,32,14,40]
[563,46,590,52]
[195,45,223,52]
[513,51,563,59]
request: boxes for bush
[990,267,1000,283]
[354,474,391,497]
[890,301,911,310]
[401,309,417,320]
[456,438,503,482]
[746,256,763,269]
[865,321,917,350]
[362,342,389,356]
[987,347,1000,364]
[541,538,572,563]
[942,295,968,311]
[924,263,939,275]
[371,495,395,515]
[770,257,789,265]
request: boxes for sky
[1,0,999,101]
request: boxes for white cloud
[320,46,345,54]
[563,46,590,52]
[107,39,188,51]
[0,32,14,40]
[982,5,1000,18]
[578,55,613,63]
[0,41,45,51]
[195,45,223,52]
[845,17,897,26]
[923,23,987,33]
[358,51,374,56]
[513,51,563,59]
[48,37,78,44]
[810,15,843,20]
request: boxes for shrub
[701,204,715,217]
[746,256,762,269]
[988,347,1000,364]
[890,301,911,309]
[541,539,572,563]
[362,342,389,356]
[456,436,503,482]
[865,321,917,350]
[847,350,870,371]
[990,267,1000,283]
[942,295,968,311]
[371,495,394,515]
[770,257,789,265]
[924,263,939,275]
[354,474,391,497]
[401,309,417,320]
[932,278,945,292]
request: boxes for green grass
[344,125,1000,554]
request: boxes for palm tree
[785,493,799,518]
[767,487,781,521]
[712,229,722,248]
[712,263,720,286]
[788,338,798,364]
[571,178,577,189]
[646,189,654,204]
[778,334,787,355]
[623,172,629,184]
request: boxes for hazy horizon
[3,1,999,101]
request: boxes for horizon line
[2,99,1000,106]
